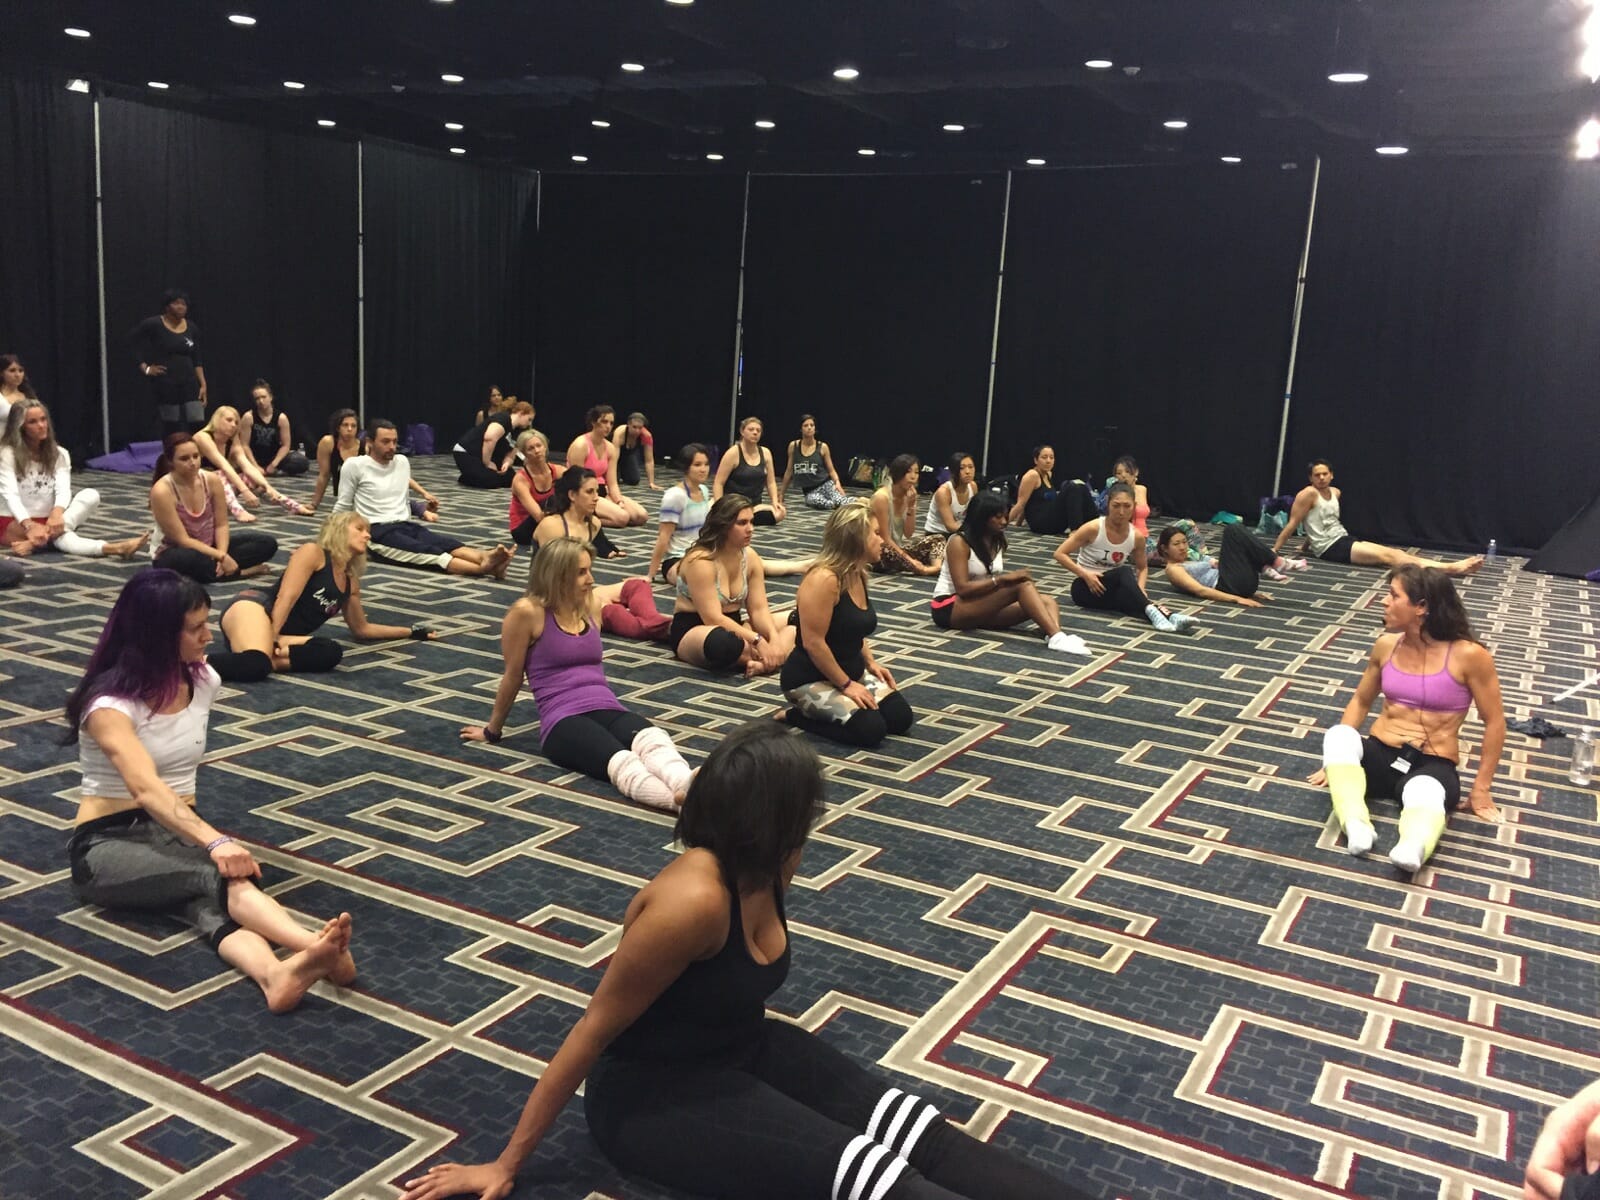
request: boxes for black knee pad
[702,627,745,670]
[288,637,343,673]
[879,691,915,737]
[209,649,273,683]
[752,509,777,527]
[840,708,889,748]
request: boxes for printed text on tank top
[1077,517,1136,570]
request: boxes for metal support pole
[980,169,1013,478]
[728,172,752,447]
[92,96,111,453]
[356,139,367,429]
[1271,154,1322,497]
[531,171,541,404]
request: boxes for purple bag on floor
[405,423,435,455]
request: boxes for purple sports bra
[1381,643,1472,714]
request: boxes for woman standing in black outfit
[133,290,207,435]
[400,721,1088,1200]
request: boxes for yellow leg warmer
[1326,763,1374,855]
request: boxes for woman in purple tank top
[459,536,693,810]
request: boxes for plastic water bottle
[1572,732,1594,788]
[1486,539,1497,561]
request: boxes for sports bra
[676,547,749,606]
[1381,642,1473,713]
[581,437,610,478]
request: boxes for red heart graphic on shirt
[1111,551,1124,563]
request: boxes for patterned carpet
[2,457,1596,1200]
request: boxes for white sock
[606,750,679,811]
[1145,604,1177,632]
[631,726,693,795]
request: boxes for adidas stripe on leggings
[584,1017,1099,1199]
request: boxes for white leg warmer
[1322,723,1364,765]
[606,749,679,812]
[631,726,693,796]
[52,488,106,556]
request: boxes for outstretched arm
[1272,488,1316,554]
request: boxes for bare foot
[672,766,702,808]
[486,544,513,579]
[240,563,273,578]
[107,532,151,561]
[327,912,356,986]
[10,539,34,557]
[1444,555,1485,577]
[234,509,258,524]
[262,916,345,1013]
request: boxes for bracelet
[482,726,502,744]
[205,836,234,853]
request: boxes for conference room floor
[2,457,1595,1200]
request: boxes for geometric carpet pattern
[2,457,1595,1200]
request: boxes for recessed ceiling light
[666,0,694,5]
[621,62,645,73]
[1328,71,1369,84]
[571,154,589,163]
[441,73,465,84]
[66,79,91,94]
[1375,144,1409,155]
[591,119,611,128]
[1084,59,1113,69]
[1163,119,1189,130]
[283,80,306,90]
[64,27,91,38]
[317,119,336,128]
[833,66,860,80]
[942,123,965,132]
[227,14,256,26]
[706,152,724,161]
[1220,155,1242,163]
[1026,157,1046,166]
[857,147,876,156]
[449,147,466,155]
[444,121,464,131]
[754,119,776,129]
[1576,118,1600,159]
[147,81,170,90]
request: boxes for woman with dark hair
[195,405,313,517]
[237,379,307,478]
[473,385,507,427]
[0,352,37,429]
[1053,483,1194,633]
[453,400,535,489]
[612,411,658,489]
[1,401,148,559]
[1157,524,1305,608]
[508,429,563,546]
[779,414,847,510]
[925,451,977,537]
[133,289,207,435]
[714,416,785,525]
[781,501,914,748]
[530,468,623,561]
[308,408,365,512]
[568,405,649,527]
[459,536,693,809]
[209,512,437,682]
[64,569,354,1013]
[148,433,278,583]
[647,442,713,586]
[670,495,797,675]
[1006,445,1092,535]
[1311,566,1506,871]
[871,454,945,575]
[402,720,1086,1200]
[1110,456,1150,538]
[930,492,1089,656]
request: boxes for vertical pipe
[1271,154,1322,498]
[728,171,752,447]
[980,169,1014,478]
[531,170,541,404]
[92,96,111,454]
[356,139,367,430]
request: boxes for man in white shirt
[335,419,512,576]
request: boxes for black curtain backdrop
[362,140,537,445]
[99,96,357,450]
[740,174,1005,474]
[0,78,99,453]
[1286,157,1600,553]
[534,174,744,464]
[993,165,1310,520]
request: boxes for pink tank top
[1381,643,1473,713]
[167,475,216,545]
[582,437,609,478]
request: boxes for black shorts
[659,555,681,583]
[1361,737,1461,807]
[667,607,743,654]
[930,595,956,629]
[1316,535,1356,564]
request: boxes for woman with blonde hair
[194,405,312,517]
[780,501,913,748]
[2,400,148,559]
[508,428,564,546]
[461,537,694,810]
[209,511,436,682]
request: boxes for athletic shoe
[1046,631,1091,657]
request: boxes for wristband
[482,726,502,744]
[410,623,434,640]
[205,836,234,853]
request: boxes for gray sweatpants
[68,813,237,951]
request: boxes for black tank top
[780,580,876,691]
[458,419,511,464]
[604,880,790,1063]
[261,554,351,636]
[328,438,366,491]
[248,410,280,461]
[726,448,768,503]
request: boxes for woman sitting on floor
[779,413,848,510]
[870,454,945,576]
[1006,444,1092,535]
[1053,483,1194,633]
[1158,524,1308,609]
[780,501,913,748]
[64,569,354,1013]
[208,512,437,682]
[402,721,1087,1200]
[453,400,534,489]
[925,451,978,538]
[149,433,278,583]
[460,536,693,811]
[236,379,308,478]
[647,442,713,586]
[612,411,658,489]
[530,468,623,561]
[714,416,786,525]
[930,492,1089,657]
[1,400,147,560]
[669,495,796,676]
[1310,565,1505,871]
[508,429,563,547]
[568,405,649,528]
[1110,455,1150,538]
[194,405,312,517]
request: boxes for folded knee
[209,649,273,682]
[839,709,889,747]
[1322,724,1363,765]
[702,628,745,670]
[287,637,343,673]
[1399,774,1448,812]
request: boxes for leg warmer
[1391,775,1448,872]
[606,750,680,811]
[1323,725,1374,855]
[208,649,273,683]
[631,726,693,797]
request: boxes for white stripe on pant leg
[832,1135,875,1200]
[866,1158,908,1200]
[846,1144,893,1200]
[881,1093,922,1155]
[896,1103,940,1159]
[866,1089,903,1142]
[369,543,448,570]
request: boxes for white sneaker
[1046,632,1091,657]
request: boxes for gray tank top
[1303,490,1349,556]
[789,441,826,493]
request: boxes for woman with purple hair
[64,569,355,1013]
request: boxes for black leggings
[542,708,652,779]
[1070,564,1151,619]
[1215,523,1276,597]
[586,1019,1091,1200]
[786,689,915,748]
[154,530,278,584]
[453,449,514,488]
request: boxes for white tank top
[1075,518,1136,571]
[1303,490,1348,556]
[925,482,975,533]
[933,542,1003,599]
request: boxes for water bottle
[1485,539,1497,561]
[1571,732,1594,788]
[296,441,305,454]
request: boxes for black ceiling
[9,0,1598,171]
